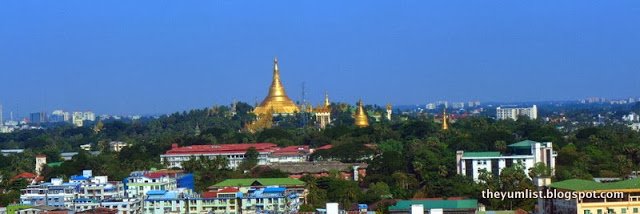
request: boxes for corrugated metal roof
[462,152,501,158]
[388,199,478,210]
[550,178,640,191]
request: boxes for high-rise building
[29,112,47,124]
[426,103,436,110]
[50,110,70,123]
[451,102,465,109]
[73,112,84,127]
[71,111,95,127]
[496,105,538,120]
[436,100,448,108]
[83,111,96,121]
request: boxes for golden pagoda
[442,108,449,130]
[246,109,274,132]
[253,57,300,115]
[354,99,369,128]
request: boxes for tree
[363,182,392,203]
[494,140,507,153]
[528,162,552,178]
[239,147,259,171]
[182,156,231,191]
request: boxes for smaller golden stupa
[442,108,449,130]
[354,99,369,128]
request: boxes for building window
[622,208,627,214]
[634,208,639,213]
[597,209,602,214]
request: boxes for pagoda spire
[354,99,369,128]
[442,108,449,130]
[253,57,300,115]
[324,92,330,107]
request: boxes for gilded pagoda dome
[253,57,300,115]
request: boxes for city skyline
[1,1,639,115]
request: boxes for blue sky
[1,1,639,115]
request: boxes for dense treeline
[1,102,639,211]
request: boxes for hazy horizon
[1,1,639,115]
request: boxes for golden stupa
[253,57,300,115]
[354,99,369,127]
[442,108,449,130]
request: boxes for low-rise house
[59,153,77,161]
[208,178,306,207]
[124,171,178,198]
[124,169,193,198]
[19,170,141,214]
[75,207,118,214]
[14,205,71,214]
[1,149,24,156]
[71,198,141,214]
[109,141,131,152]
[265,161,367,181]
[12,172,43,185]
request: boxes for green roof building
[456,140,556,181]
[388,199,478,213]
[209,178,305,188]
[550,178,640,192]
[542,178,640,214]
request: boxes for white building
[72,198,142,214]
[20,170,133,212]
[456,140,556,181]
[160,143,309,169]
[72,111,96,127]
[80,144,92,151]
[1,149,25,156]
[496,105,538,120]
[109,141,131,152]
[125,171,178,198]
[425,103,436,110]
[50,110,71,123]
[623,112,640,123]
[73,112,84,127]
[451,102,465,109]
[83,112,96,122]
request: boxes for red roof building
[12,172,43,183]
[202,187,239,198]
[161,143,310,169]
